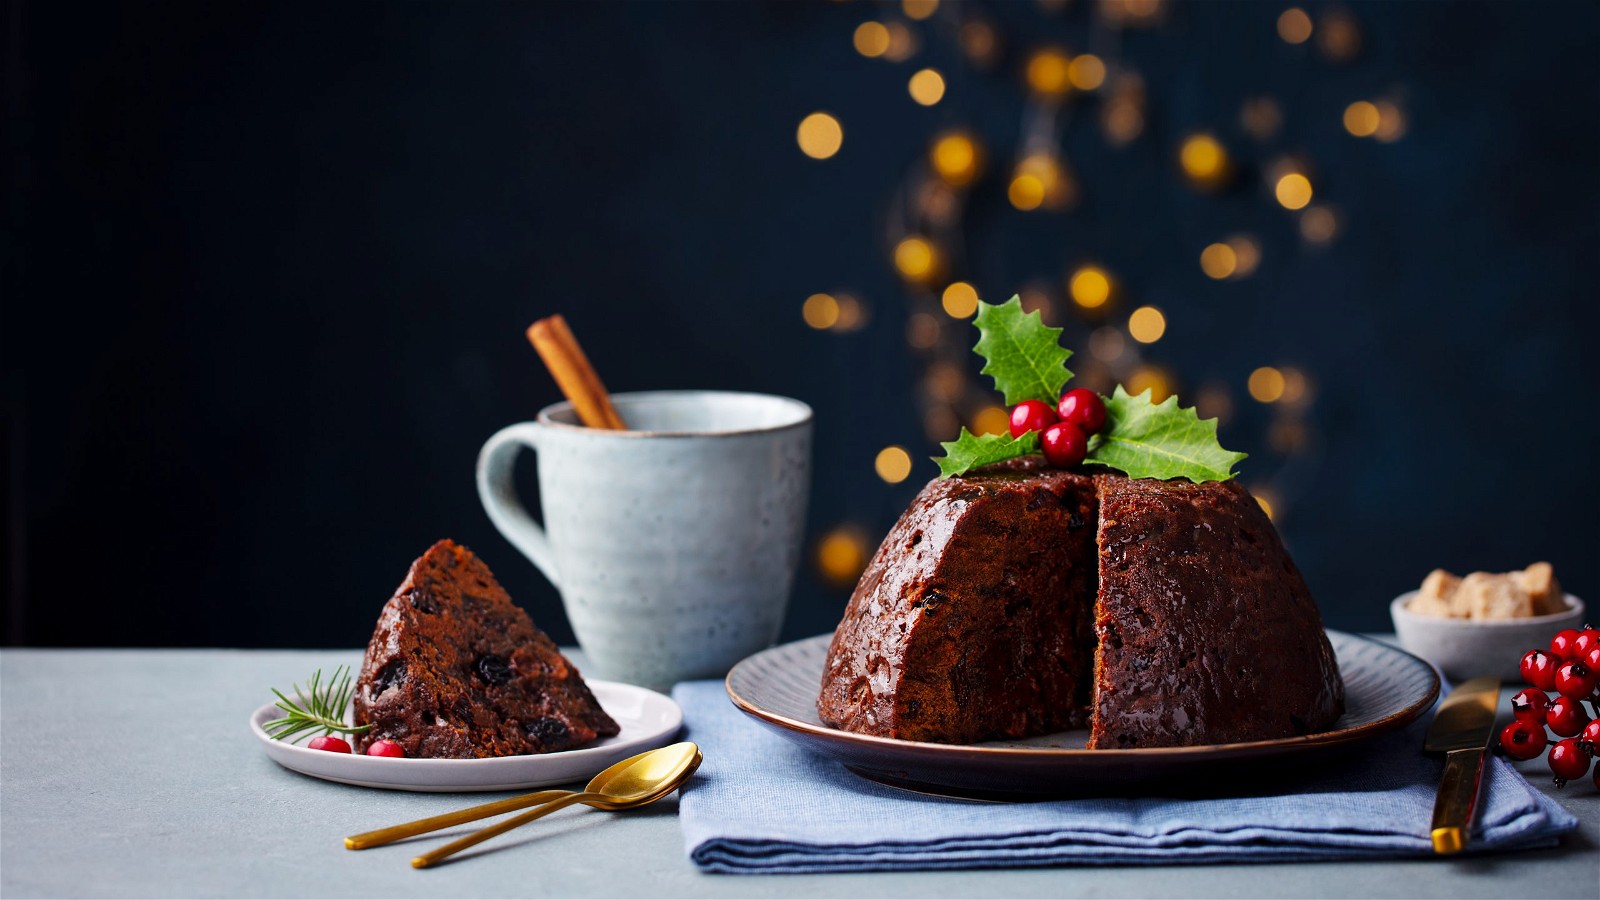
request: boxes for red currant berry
[1579,719,1600,754]
[365,739,406,758]
[1573,629,1600,663]
[1554,660,1597,701]
[1583,644,1600,673]
[1499,719,1548,761]
[308,735,352,753]
[1551,629,1581,661]
[1520,649,1558,691]
[1039,422,1088,469]
[1546,696,1592,737]
[1547,738,1592,787]
[1510,688,1550,722]
[1008,400,1059,438]
[1056,389,1107,434]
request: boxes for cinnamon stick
[525,315,627,430]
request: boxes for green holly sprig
[934,297,1245,482]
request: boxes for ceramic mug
[477,390,812,690]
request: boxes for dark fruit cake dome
[816,297,1345,749]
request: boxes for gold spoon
[344,742,700,852]
[408,741,700,869]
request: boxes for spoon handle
[344,790,568,850]
[411,792,592,868]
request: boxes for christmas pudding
[816,296,1344,749]
[817,460,1344,747]
[352,539,619,758]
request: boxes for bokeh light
[1025,48,1073,97]
[802,293,839,329]
[941,281,980,319]
[1275,172,1314,210]
[1180,133,1230,189]
[1128,306,1167,344]
[1200,243,1237,280]
[1343,100,1380,137]
[832,293,867,332]
[1240,96,1283,140]
[853,22,890,58]
[1195,383,1234,424]
[1227,235,1261,278]
[815,526,871,588]
[1069,265,1113,309]
[930,131,983,187]
[925,361,966,401]
[1277,8,1313,44]
[1317,9,1362,62]
[1125,366,1174,403]
[883,21,918,62]
[1252,488,1278,522]
[796,112,843,160]
[972,405,1011,436]
[893,236,942,284]
[1088,326,1125,362]
[1067,54,1106,91]
[909,68,946,106]
[902,0,939,21]
[874,445,914,483]
[1373,101,1407,142]
[959,20,1000,67]
[1009,154,1075,211]
[1300,205,1338,244]
[1248,366,1287,403]
[906,312,941,349]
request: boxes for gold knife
[1422,676,1501,854]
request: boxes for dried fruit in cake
[352,539,619,758]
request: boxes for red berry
[1039,422,1088,468]
[1008,400,1058,438]
[1555,660,1597,701]
[1510,688,1549,722]
[366,739,406,758]
[308,735,352,753]
[1572,628,1600,661]
[1583,644,1600,672]
[1547,738,1592,786]
[1499,719,1549,760]
[1056,389,1107,434]
[1551,629,1582,661]
[1546,696,1592,737]
[1521,649,1558,691]
[1579,719,1600,754]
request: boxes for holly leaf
[934,428,1039,479]
[1086,386,1246,482]
[973,296,1073,405]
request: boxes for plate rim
[725,630,1440,761]
[250,679,683,790]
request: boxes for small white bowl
[1390,591,1586,682]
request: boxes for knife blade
[1423,676,1501,854]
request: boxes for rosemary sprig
[263,665,373,744]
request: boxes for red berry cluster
[1499,626,1600,788]
[1009,389,1108,469]
[308,735,406,758]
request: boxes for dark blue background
[4,1,1596,648]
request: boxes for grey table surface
[2,643,1597,900]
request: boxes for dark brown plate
[725,630,1439,800]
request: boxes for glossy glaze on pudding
[818,459,1344,749]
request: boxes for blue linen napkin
[672,680,1578,874]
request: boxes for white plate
[250,680,682,792]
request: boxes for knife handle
[1430,746,1485,854]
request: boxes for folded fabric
[672,680,1578,874]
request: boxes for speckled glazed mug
[477,391,812,691]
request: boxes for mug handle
[476,423,560,588]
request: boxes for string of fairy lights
[800,0,1408,589]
